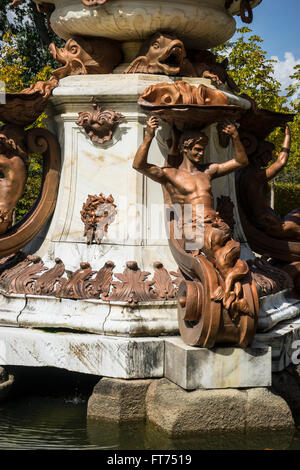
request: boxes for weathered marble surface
[255,317,300,372]
[258,290,300,332]
[164,337,272,389]
[42,0,237,49]
[0,327,164,378]
[0,290,178,336]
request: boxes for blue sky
[233,0,300,92]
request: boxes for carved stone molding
[0,254,180,303]
[80,193,117,244]
[77,100,124,144]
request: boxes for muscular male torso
[162,165,216,216]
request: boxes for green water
[0,395,299,450]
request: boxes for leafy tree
[213,27,300,182]
[0,0,63,86]
[0,31,50,221]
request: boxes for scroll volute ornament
[0,128,61,258]
[77,100,124,144]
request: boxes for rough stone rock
[87,377,153,423]
[245,387,294,431]
[146,379,294,437]
[272,365,300,425]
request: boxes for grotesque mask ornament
[77,100,124,144]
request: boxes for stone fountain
[0,0,299,434]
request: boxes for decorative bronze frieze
[0,254,180,302]
[77,100,124,144]
[80,194,117,244]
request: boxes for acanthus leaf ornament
[0,256,180,302]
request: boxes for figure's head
[180,130,209,164]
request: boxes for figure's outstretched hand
[220,120,239,139]
[146,116,159,138]
[285,124,291,137]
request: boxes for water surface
[0,395,299,450]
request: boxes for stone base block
[146,379,294,437]
[0,327,164,378]
[164,337,272,389]
[87,377,153,423]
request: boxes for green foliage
[0,0,63,86]
[274,183,300,218]
[0,30,51,220]
[213,27,300,182]
[15,154,43,221]
[213,27,286,110]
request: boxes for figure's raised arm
[133,116,168,184]
[206,121,248,179]
[265,125,291,181]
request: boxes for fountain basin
[35,0,260,49]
